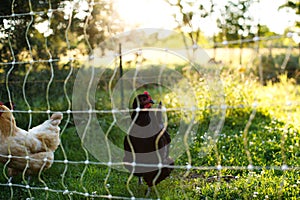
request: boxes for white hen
[0,103,62,176]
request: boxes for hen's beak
[149,99,154,104]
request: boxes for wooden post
[119,43,124,109]
[213,34,217,59]
[239,35,243,65]
[256,23,264,85]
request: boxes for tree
[0,0,122,69]
[215,0,256,45]
[279,0,300,28]
[165,0,214,44]
[279,0,300,59]
[214,0,257,65]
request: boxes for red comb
[144,91,149,95]
[0,102,3,116]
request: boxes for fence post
[119,43,124,109]
[256,23,264,85]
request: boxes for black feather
[123,93,174,187]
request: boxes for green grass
[0,65,299,199]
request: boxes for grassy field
[0,60,299,199]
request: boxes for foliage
[165,0,214,43]
[0,63,299,199]
[279,0,300,28]
[252,53,300,83]
[0,0,123,73]
[216,0,256,44]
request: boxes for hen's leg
[27,175,32,185]
[145,187,151,197]
[7,168,32,185]
[7,167,18,183]
[7,176,13,184]
[138,177,143,185]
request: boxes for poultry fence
[0,1,299,199]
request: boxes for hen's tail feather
[43,112,63,126]
[50,112,63,121]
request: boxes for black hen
[123,91,174,195]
